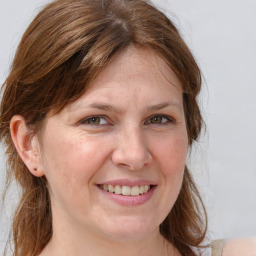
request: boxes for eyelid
[78,115,110,126]
[76,114,175,127]
[144,114,175,125]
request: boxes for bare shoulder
[223,238,256,256]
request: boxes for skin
[11,46,187,256]
[223,238,256,256]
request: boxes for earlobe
[10,115,45,177]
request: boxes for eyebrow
[87,101,182,113]
[88,103,119,112]
[146,102,182,112]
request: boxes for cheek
[152,132,188,175]
[42,133,103,174]
[153,132,187,199]
[149,133,187,222]
[40,133,111,200]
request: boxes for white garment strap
[211,239,225,256]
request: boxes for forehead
[66,45,183,112]
[98,45,181,89]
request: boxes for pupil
[91,117,99,124]
[153,116,161,123]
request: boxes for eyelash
[144,115,174,125]
[79,115,175,127]
[79,116,108,126]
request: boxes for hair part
[0,0,207,255]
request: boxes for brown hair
[0,0,207,255]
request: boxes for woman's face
[37,46,188,241]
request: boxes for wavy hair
[0,0,207,255]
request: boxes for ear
[10,115,45,177]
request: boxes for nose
[111,127,152,170]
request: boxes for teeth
[115,185,122,195]
[101,184,152,196]
[139,185,144,194]
[122,186,131,196]
[108,185,115,193]
[144,185,150,193]
[131,186,139,196]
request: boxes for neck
[39,204,181,256]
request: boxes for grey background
[1,0,256,253]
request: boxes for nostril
[111,134,152,169]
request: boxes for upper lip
[97,179,157,187]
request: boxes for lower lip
[98,186,157,206]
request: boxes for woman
[0,0,254,255]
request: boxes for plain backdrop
[0,0,256,253]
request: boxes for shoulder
[223,238,256,256]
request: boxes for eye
[145,115,174,125]
[80,116,108,126]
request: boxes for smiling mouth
[98,184,154,196]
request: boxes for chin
[99,215,159,242]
